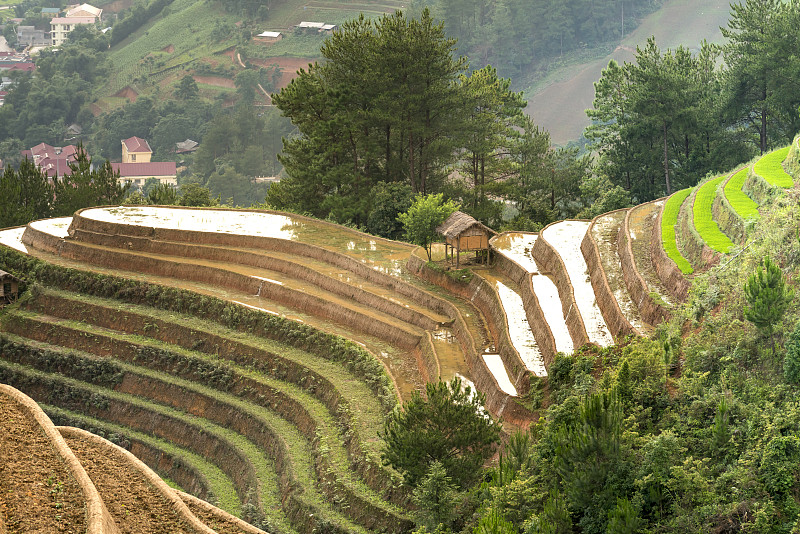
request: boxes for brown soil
[61,434,202,534]
[629,202,672,305]
[192,75,235,88]
[103,0,136,13]
[247,57,312,89]
[162,44,175,53]
[113,86,139,102]
[0,402,87,534]
[181,499,254,534]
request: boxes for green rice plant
[693,176,735,254]
[724,168,760,221]
[661,188,694,274]
[753,146,793,188]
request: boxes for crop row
[723,168,759,221]
[753,146,793,188]
[693,175,735,254]
[661,188,694,274]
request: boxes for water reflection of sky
[494,279,547,376]
[29,217,72,238]
[0,228,27,253]
[82,206,410,275]
[482,354,518,396]
[542,221,613,347]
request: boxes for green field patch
[753,146,793,188]
[724,168,760,221]
[693,176,736,254]
[661,188,694,274]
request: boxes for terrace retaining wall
[532,222,590,348]
[490,243,557,364]
[581,210,639,338]
[406,255,535,429]
[651,200,691,303]
[618,203,671,326]
[713,169,748,245]
[178,490,269,534]
[0,384,121,534]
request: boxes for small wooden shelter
[0,270,19,304]
[436,211,496,267]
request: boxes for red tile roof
[111,162,176,177]
[122,136,152,154]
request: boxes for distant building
[65,3,102,20]
[41,7,61,19]
[175,139,199,154]
[121,136,152,163]
[254,31,282,44]
[112,162,177,188]
[295,21,337,35]
[21,143,79,179]
[16,26,49,47]
[50,16,96,46]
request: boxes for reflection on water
[493,233,573,354]
[482,354,517,396]
[29,217,72,238]
[542,221,613,347]
[0,228,28,253]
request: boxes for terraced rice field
[661,189,693,274]
[589,211,649,334]
[724,168,759,221]
[628,201,672,306]
[693,176,735,254]
[490,233,573,355]
[754,146,793,188]
[541,221,614,347]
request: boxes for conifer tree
[744,256,793,352]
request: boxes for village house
[21,142,78,179]
[50,4,101,46]
[16,26,50,47]
[294,21,337,35]
[254,31,282,44]
[41,7,61,19]
[113,136,177,188]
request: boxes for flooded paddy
[481,354,517,396]
[0,228,27,253]
[492,233,574,355]
[28,217,72,238]
[479,270,547,377]
[591,212,650,333]
[542,221,613,347]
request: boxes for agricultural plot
[724,168,759,221]
[753,146,793,188]
[693,176,735,254]
[661,188,694,274]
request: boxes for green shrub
[693,176,735,253]
[753,146,793,188]
[724,168,759,221]
[661,188,694,274]
[784,322,800,384]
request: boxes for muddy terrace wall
[22,224,421,351]
[712,171,748,246]
[676,188,720,272]
[0,341,383,534]
[70,208,456,321]
[651,199,691,304]
[23,291,404,504]
[47,408,214,504]
[71,228,442,332]
[580,210,638,339]
[618,202,671,325]
[490,245,557,365]
[532,222,590,348]
[0,384,120,534]
[58,426,216,534]
[406,255,535,428]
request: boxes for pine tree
[744,256,793,352]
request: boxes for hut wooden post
[436,211,496,269]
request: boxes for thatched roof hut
[0,270,19,304]
[436,211,496,267]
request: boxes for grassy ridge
[661,188,694,274]
[753,146,793,188]
[724,168,760,221]
[693,176,735,254]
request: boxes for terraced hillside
[0,382,269,533]
[1,136,798,531]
